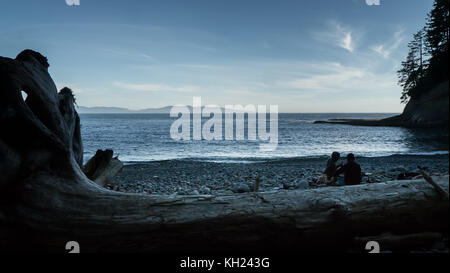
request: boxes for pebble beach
[111,153,449,195]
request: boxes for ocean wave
[114,150,448,165]
[391,151,449,156]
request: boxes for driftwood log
[0,50,448,253]
[418,167,449,199]
[83,149,123,187]
[354,232,444,251]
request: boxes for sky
[0,0,435,112]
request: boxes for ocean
[80,113,449,163]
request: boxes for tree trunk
[0,50,448,253]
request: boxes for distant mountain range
[76,106,175,114]
[76,105,245,114]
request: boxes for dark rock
[282,182,294,190]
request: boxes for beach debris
[83,149,123,187]
[397,171,421,180]
[418,166,449,199]
[253,176,261,192]
[105,184,120,191]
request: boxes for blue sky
[0,0,434,112]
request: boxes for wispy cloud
[106,49,153,61]
[370,28,405,59]
[371,45,390,58]
[279,62,396,93]
[121,60,398,97]
[285,69,363,91]
[113,81,198,92]
[174,64,227,70]
[90,58,401,112]
[340,31,354,52]
[314,21,357,52]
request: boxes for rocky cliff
[398,81,449,127]
[315,81,449,128]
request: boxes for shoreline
[111,153,449,195]
[117,151,450,165]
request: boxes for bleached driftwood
[83,149,123,187]
[418,167,449,199]
[0,50,448,253]
[354,232,443,251]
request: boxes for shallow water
[80,113,449,163]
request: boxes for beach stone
[295,180,309,190]
[110,153,449,195]
[245,182,254,189]
[231,183,251,193]
[190,190,200,195]
[282,181,295,190]
[199,186,211,194]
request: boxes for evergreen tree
[425,0,449,83]
[397,30,426,103]
[397,0,449,103]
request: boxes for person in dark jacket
[336,153,362,185]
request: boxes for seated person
[318,152,341,185]
[336,153,362,185]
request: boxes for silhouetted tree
[397,30,426,103]
[397,0,449,103]
[425,0,449,83]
